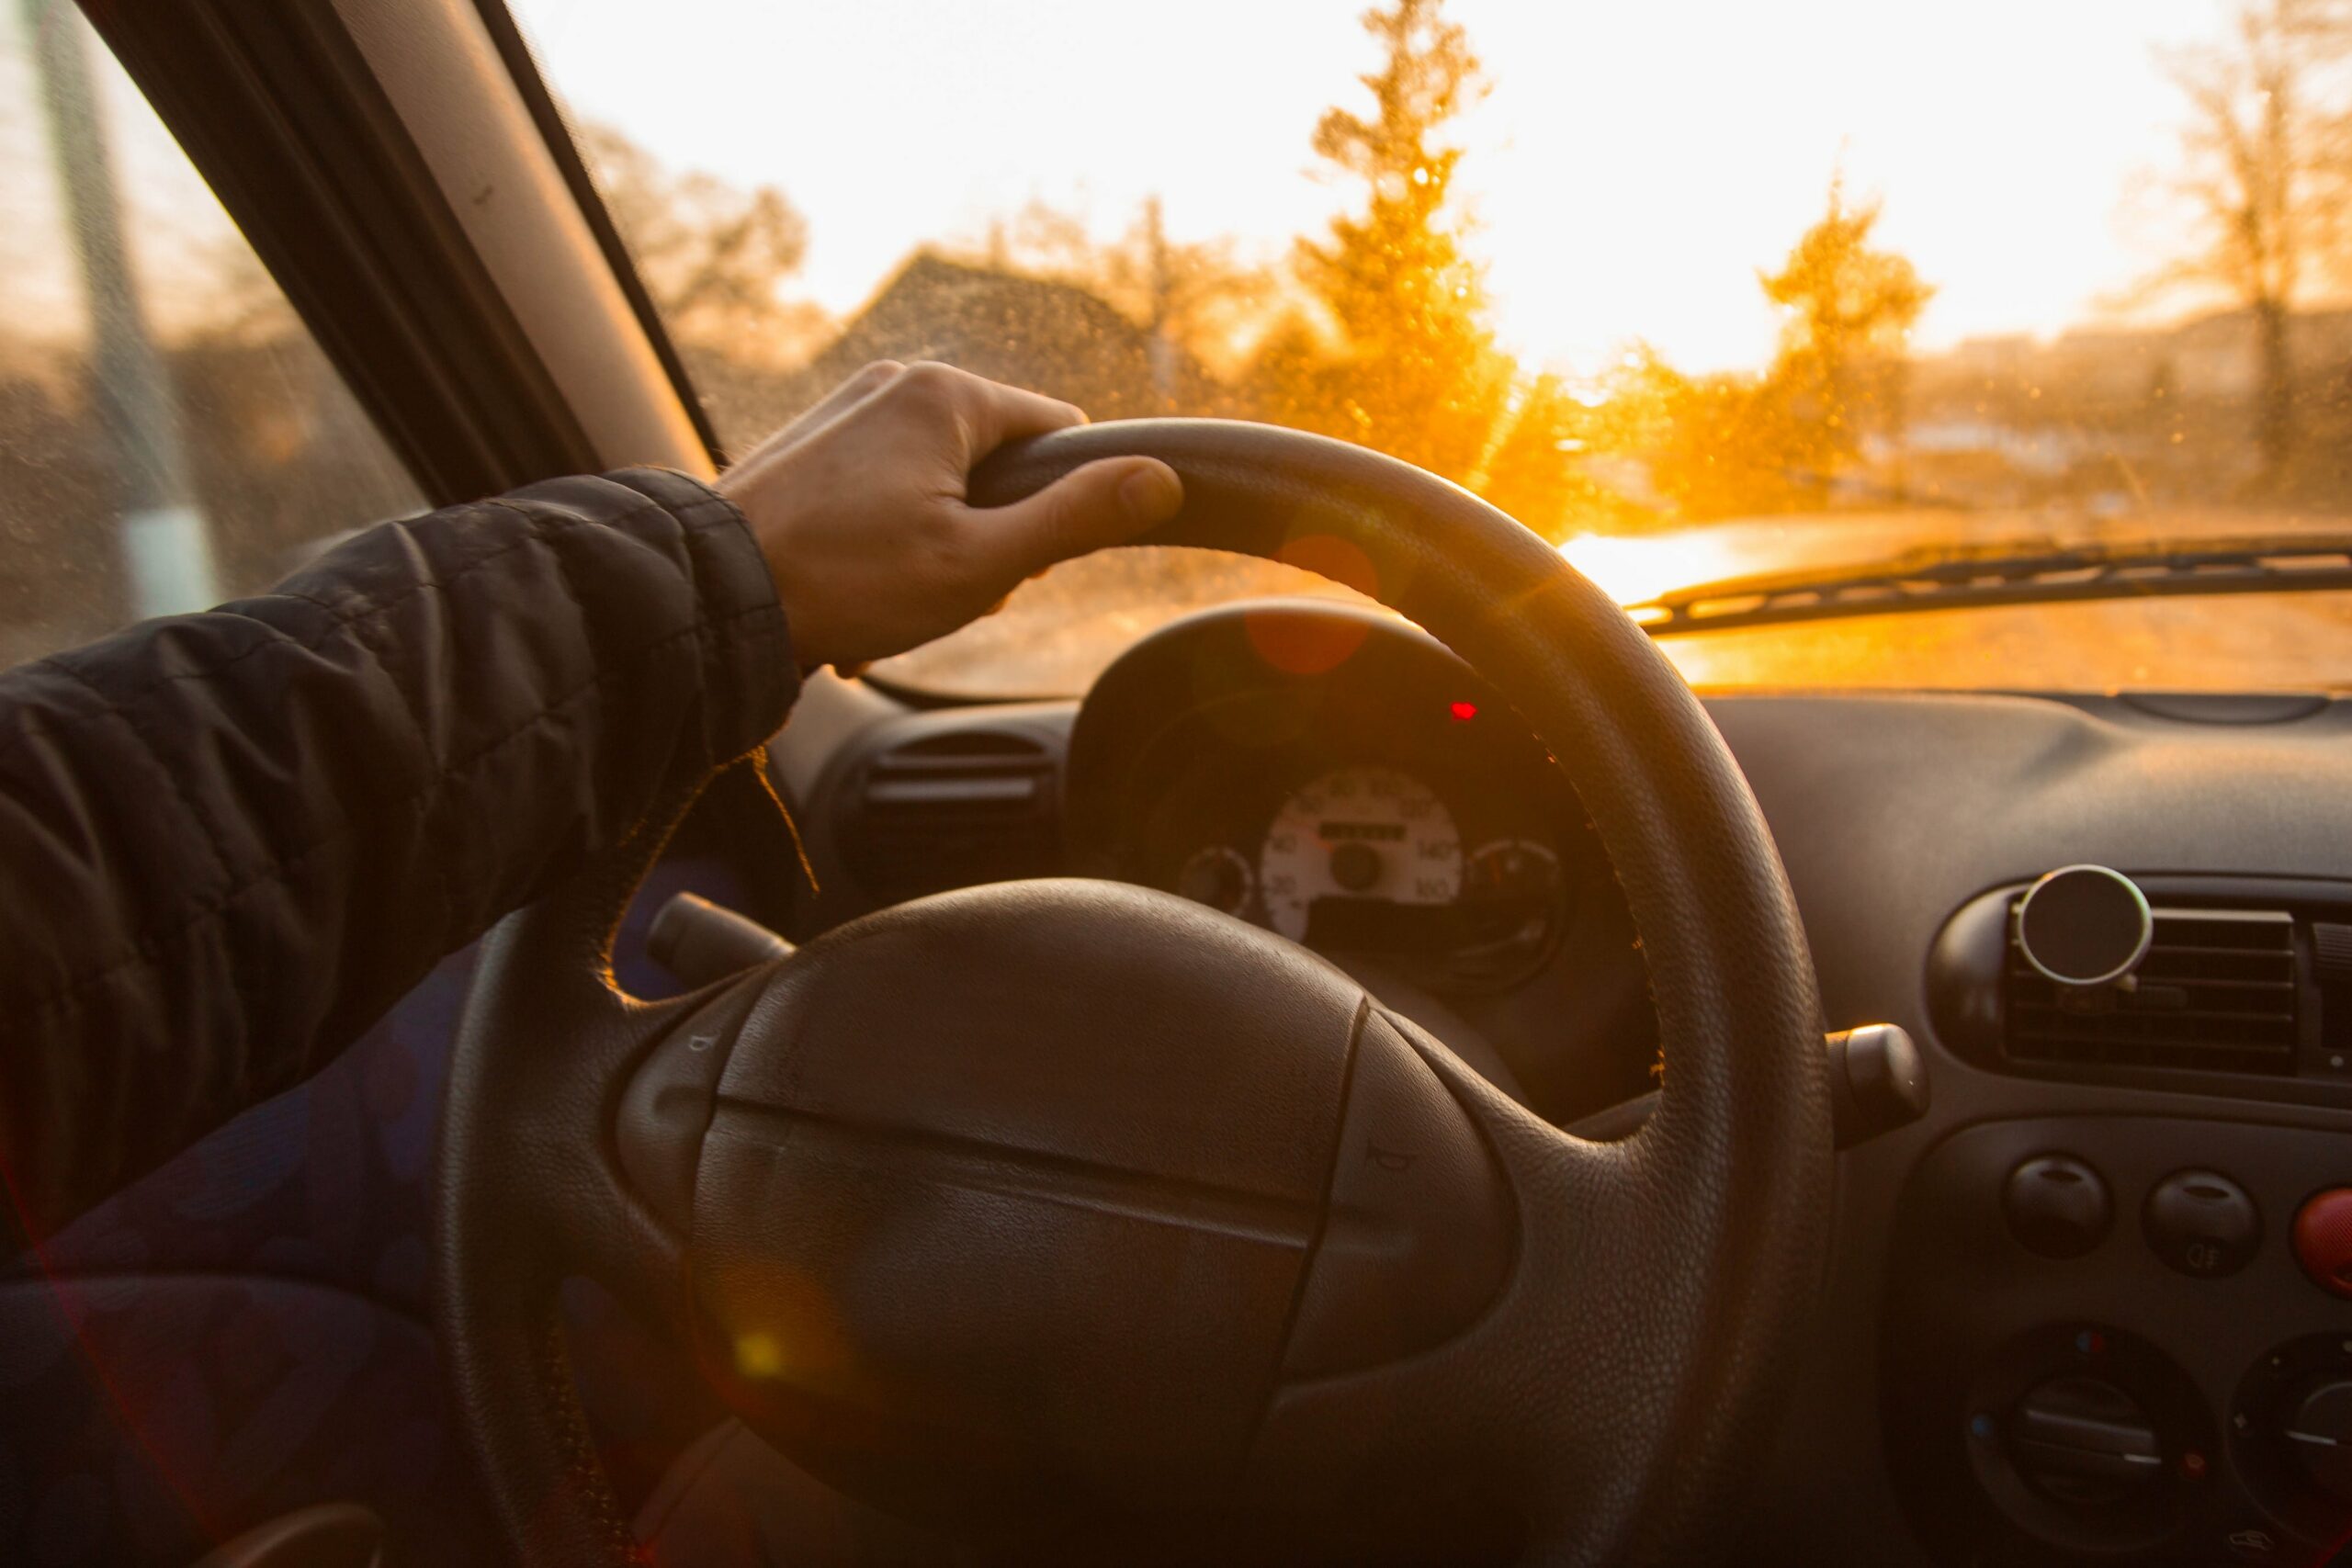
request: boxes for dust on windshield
[514,0,2352,694]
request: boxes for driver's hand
[718,361,1184,673]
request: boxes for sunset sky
[510,0,2233,374]
[0,0,2246,373]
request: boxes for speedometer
[1259,765,1463,942]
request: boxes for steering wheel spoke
[1229,1021,1731,1560]
[469,967,792,1325]
[433,782,800,1563]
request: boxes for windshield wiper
[1622,533,2352,635]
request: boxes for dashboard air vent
[849,730,1058,897]
[2004,905,2300,1075]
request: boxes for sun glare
[508,0,2229,379]
[481,0,2352,700]
[1558,531,1755,608]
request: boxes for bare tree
[577,123,821,362]
[2157,0,2352,483]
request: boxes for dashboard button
[2143,1169,2260,1279]
[2005,1154,2111,1258]
[2292,1188,2352,1299]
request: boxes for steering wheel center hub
[627,879,1512,1543]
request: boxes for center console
[1887,871,2352,1564]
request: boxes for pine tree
[1481,376,1612,540]
[1292,0,1506,481]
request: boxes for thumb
[974,457,1184,577]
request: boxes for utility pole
[1142,196,1178,410]
[24,0,217,618]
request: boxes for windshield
[514,0,2352,695]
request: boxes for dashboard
[786,602,1660,1119]
[759,597,2352,1567]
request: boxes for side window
[0,1,421,671]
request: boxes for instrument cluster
[1159,757,1568,991]
[1063,604,1593,997]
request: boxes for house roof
[785,252,1218,422]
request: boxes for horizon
[0,0,2303,378]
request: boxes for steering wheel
[432,420,1832,1565]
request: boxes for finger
[944,369,1089,451]
[962,457,1183,579]
[729,360,904,475]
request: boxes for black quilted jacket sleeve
[0,468,799,1240]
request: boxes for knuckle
[895,360,966,406]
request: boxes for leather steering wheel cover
[437,420,1831,1565]
[434,778,718,1566]
[972,420,1831,1559]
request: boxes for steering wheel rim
[433,419,1832,1565]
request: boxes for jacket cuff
[603,467,801,756]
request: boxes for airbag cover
[687,879,1363,1529]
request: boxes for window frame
[70,0,718,503]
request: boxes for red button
[2292,1189,2352,1298]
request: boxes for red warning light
[1449,701,1478,723]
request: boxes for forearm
[0,468,797,1238]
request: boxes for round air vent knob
[2016,865,2154,987]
